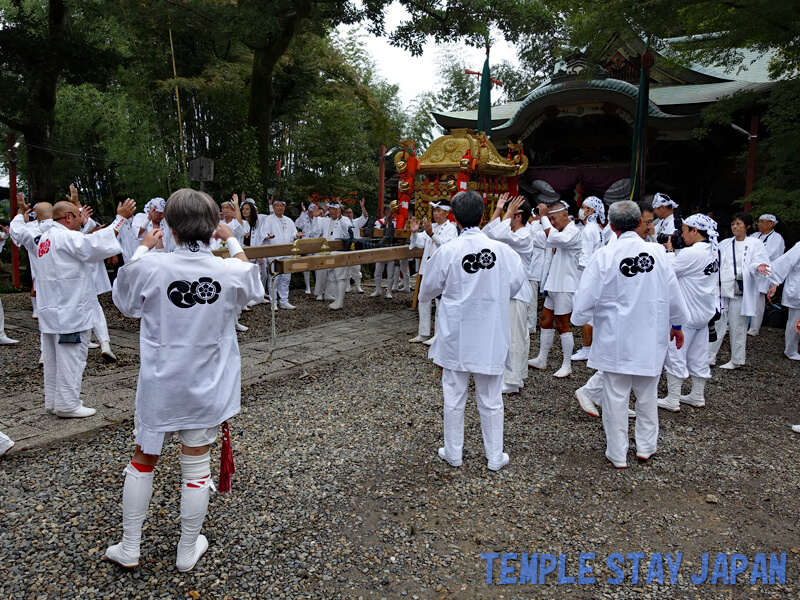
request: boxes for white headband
[547,201,568,214]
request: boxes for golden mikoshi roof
[400,129,528,177]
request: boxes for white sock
[538,328,554,359]
[560,332,574,366]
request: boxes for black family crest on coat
[619,252,655,278]
[704,259,720,276]
[188,241,200,252]
[168,277,222,308]
[462,249,497,274]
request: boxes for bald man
[9,197,53,320]
[36,199,135,417]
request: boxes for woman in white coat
[108,189,264,572]
[708,213,771,369]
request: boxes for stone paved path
[0,306,417,451]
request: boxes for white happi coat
[9,215,45,280]
[112,244,264,437]
[654,213,676,239]
[750,230,785,293]
[295,211,313,234]
[82,217,113,295]
[130,212,176,252]
[571,231,689,377]
[578,221,604,269]
[527,221,547,282]
[245,214,270,246]
[483,219,534,279]
[667,241,718,328]
[410,220,457,275]
[718,236,770,316]
[769,242,800,310]
[541,220,583,293]
[310,215,356,245]
[36,222,122,334]
[264,214,299,248]
[418,227,529,375]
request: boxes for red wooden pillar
[743,115,759,213]
[378,145,385,217]
[8,134,20,289]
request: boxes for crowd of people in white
[1,186,799,569]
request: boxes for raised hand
[117,198,136,220]
[80,205,93,225]
[216,222,234,241]
[422,218,433,236]
[408,216,419,233]
[66,184,79,206]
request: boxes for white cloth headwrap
[583,196,605,224]
[684,213,719,252]
[548,200,568,214]
[243,198,256,207]
[144,197,166,214]
[652,193,678,209]
[758,213,778,224]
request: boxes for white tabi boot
[679,376,707,408]
[528,328,554,369]
[106,464,154,568]
[553,332,573,378]
[329,281,347,310]
[370,274,383,298]
[657,372,682,412]
[176,453,214,573]
[31,295,38,319]
[101,341,117,363]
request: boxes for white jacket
[36,222,122,334]
[572,231,689,377]
[667,241,719,328]
[418,228,529,375]
[541,221,582,293]
[750,230,785,293]
[769,241,800,310]
[112,244,264,440]
[410,220,457,275]
[718,236,770,316]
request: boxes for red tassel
[219,421,235,494]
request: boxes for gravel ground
[1,288,800,599]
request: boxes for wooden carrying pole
[273,245,422,275]
[211,239,345,259]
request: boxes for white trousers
[348,265,362,285]
[785,308,800,357]
[665,326,711,380]
[393,259,410,289]
[92,296,110,344]
[527,280,539,332]
[418,294,439,337]
[602,372,659,466]
[749,292,766,333]
[373,261,395,287]
[709,296,748,365]
[267,263,290,305]
[442,369,504,466]
[582,370,605,407]
[41,330,90,413]
[506,299,531,388]
[315,267,349,296]
[0,297,6,337]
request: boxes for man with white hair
[652,193,679,242]
[309,200,355,310]
[408,199,457,344]
[657,214,720,411]
[572,201,689,468]
[419,191,529,471]
[263,197,304,310]
[528,200,582,378]
[572,196,606,361]
[748,214,785,336]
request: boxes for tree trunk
[22,124,58,204]
[246,3,308,196]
